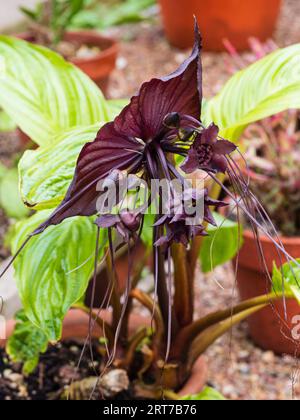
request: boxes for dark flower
[96,211,142,241]
[154,216,207,248]
[203,190,228,226]
[33,22,203,235]
[154,188,227,248]
[3,18,296,318]
[181,123,237,174]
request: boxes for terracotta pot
[0,310,207,398]
[159,0,282,51]
[16,31,118,147]
[85,242,150,308]
[17,31,118,95]
[237,230,300,355]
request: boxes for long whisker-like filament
[0,235,33,280]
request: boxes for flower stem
[172,243,194,327]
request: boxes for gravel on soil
[199,265,300,401]
[1,0,300,401]
[0,340,105,400]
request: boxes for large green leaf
[200,213,243,273]
[11,210,106,341]
[205,44,300,141]
[107,98,129,120]
[6,310,48,375]
[0,36,108,145]
[182,386,226,401]
[0,109,16,132]
[272,260,300,304]
[19,124,100,210]
[0,168,30,219]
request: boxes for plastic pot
[159,0,282,51]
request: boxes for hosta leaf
[19,124,100,210]
[205,44,300,141]
[272,260,300,304]
[0,36,108,145]
[18,101,131,211]
[6,310,48,375]
[0,168,30,219]
[200,213,243,273]
[0,109,16,132]
[11,210,107,341]
[107,98,129,120]
[182,386,226,401]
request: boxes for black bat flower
[154,188,227,249]
[34,22,203,235]
[2,20,299,369]
[181,123,237,174]
[154,217,207,248]
[96,211,142,242]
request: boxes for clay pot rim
[220,195,300,246]
[16,30,119,65]
[243,229,300,246]
[0,310,207,398]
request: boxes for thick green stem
[186,304,266,371]
[121,327,148,370]
[105,248,122,332]
[134,382,180,400]
[121,247,151,340]
[156,245,178,336]
[172,243,194,327]
[171,292,285,360]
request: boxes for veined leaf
[6,310,48,375]
[18,97,131,211]
[107,98,129,120]
[272,260,300,304]
[11,210,107,341]
[200,213,243,273]
[0,36,108,145]
[0,168,30,219]
[182,386,226,401]
[19,124,100,210]
[0,109,16,132]
[205,44,300,141]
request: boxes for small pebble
[262,352,275,364]
[238,350,250,360]
[239,363,251,375]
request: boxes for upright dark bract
[33,22,204,235]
